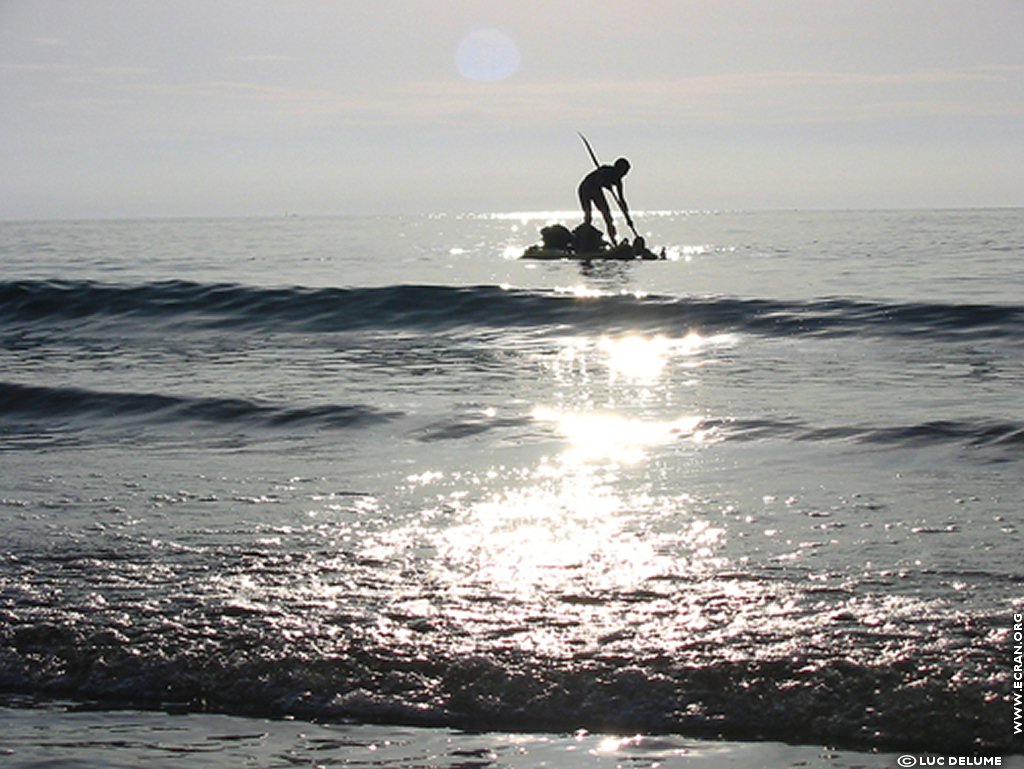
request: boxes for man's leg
[578,186,593,226]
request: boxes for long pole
[577,132,639,239]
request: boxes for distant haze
[2,0,1022,219]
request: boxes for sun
[455,28,521,82]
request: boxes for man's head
[614,157,631,177]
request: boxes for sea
[0,209,1022,768]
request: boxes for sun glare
[532,407,705,464]
[589,331,736,385]
[599,334,672,382]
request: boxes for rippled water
[1,210,1022,759]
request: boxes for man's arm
[614,181,633,226]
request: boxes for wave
[0,382,399,432]
[0,610,1009,753]
[709,415,1024,450]
[3,382,1020,456]
[2,279,1022,340]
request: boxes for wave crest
[0,382,399,432]
[2,279,1022,339]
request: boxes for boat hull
[521,243,663,261]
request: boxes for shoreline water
[3,689,1022,763]
[0,703,923,769]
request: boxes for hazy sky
[2,0,1023,219]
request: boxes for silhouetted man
[578,157,632,243]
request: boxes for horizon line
[2,204,1023,225]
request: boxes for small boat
[520,223,665,261]
[522,241,661,261]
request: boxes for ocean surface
[1,210,1022,765]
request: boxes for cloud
[228,54,296,63]
[89,66,153,78]
[16,63,1024,145]
[361,66,1024,129]
[0,62,152,79]
[0,62,73,73]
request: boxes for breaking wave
[0,566,1011,753]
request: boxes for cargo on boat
[521,223,665,261]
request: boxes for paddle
[577,132,640,240]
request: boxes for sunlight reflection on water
[531,407,707,464]
[395,330,727,599]
[366,328,737,609]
